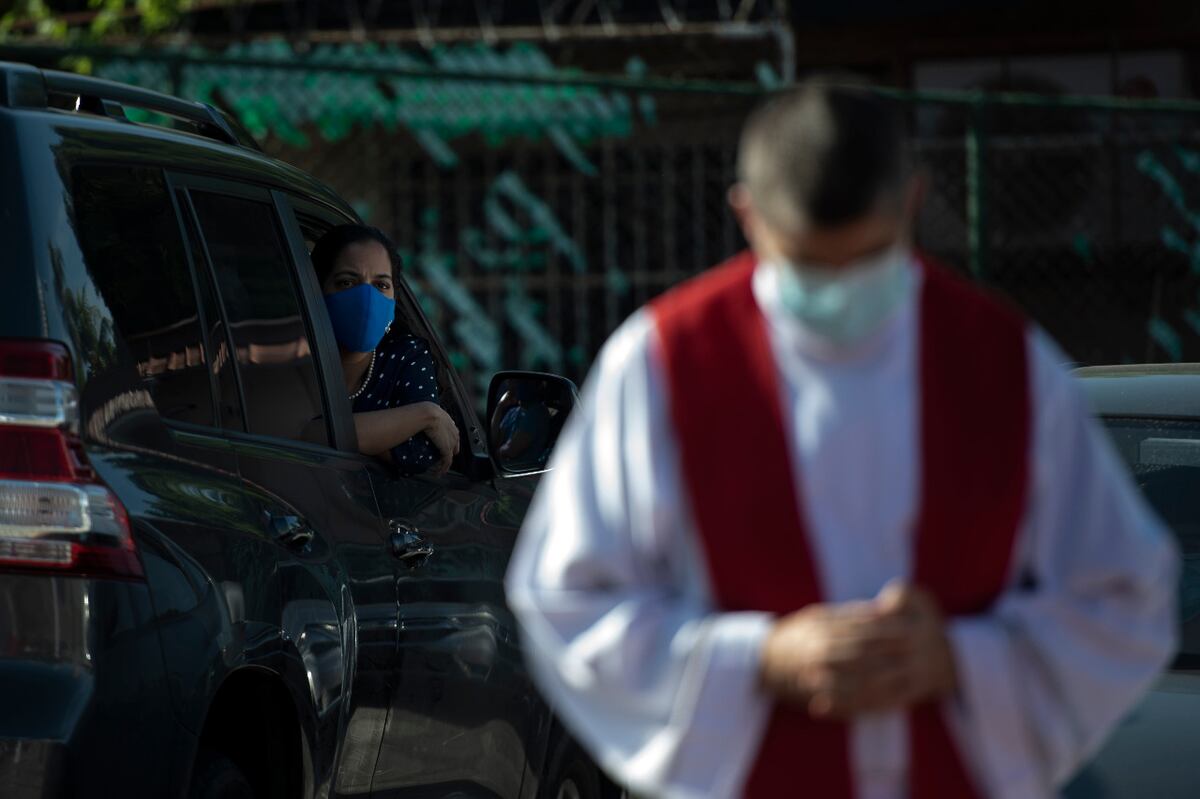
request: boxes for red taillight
[0,340,141,579]
[0,340,74,382]
[0,427,91,481]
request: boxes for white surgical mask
[771,244,913,345]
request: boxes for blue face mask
[773,245,913,345]
[323,283,396,353]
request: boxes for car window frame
[272,194,361,454]
[164,171,347,457]
[166,184,227,430]
[166,179,250,436]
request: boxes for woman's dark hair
[311,224,402,285]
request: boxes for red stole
[650,251,1030,798]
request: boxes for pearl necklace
[348,351,376,401]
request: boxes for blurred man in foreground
[505,78,1177,799]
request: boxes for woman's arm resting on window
[353,403,439,456]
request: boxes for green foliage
[0,1,67,39]
[0,0,196,45]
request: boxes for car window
[71,165,216,426]
[188,190,329,446]
[176,192,245,432]
[1102,417,1200,666]
[289,203,478,469]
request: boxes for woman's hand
[421,402,460,476]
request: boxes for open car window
[291,206,481,474]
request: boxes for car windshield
[1102,417,1200,667]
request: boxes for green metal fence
[8,42,1200,400]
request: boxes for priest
[505,78,1178,799]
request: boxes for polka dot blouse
[352,328,443,475]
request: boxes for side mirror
[486,371,579,475]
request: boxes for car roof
[0,60,354,218]
[1075,363,1200,420]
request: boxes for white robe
[505,256,1179,799]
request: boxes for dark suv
[0,62,599,799]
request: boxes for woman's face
[321,240,395,299]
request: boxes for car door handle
[263,511,314,551]
[390,526,433,567]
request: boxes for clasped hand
[758,582,957,720]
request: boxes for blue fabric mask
[772,245,913,345]
[324,283,395,353]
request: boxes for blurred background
[3,0,1200,401]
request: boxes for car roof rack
[0,61,259,151]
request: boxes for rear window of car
[1102,417,1200,666]
[71,164,216,427]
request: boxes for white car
[1067,364,1200,798]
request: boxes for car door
[360,280,545,797]
[1064,412,1200,798]
[173,175,401,798]
[59,161,283,789]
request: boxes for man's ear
[728,183,751,221]
[902,172,927,223]
[728,183,758,243]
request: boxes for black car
[0,62,605,799]
[1066,364,1200,798]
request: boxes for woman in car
[312,225,460,476]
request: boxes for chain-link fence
[912,96,1200,368]
[284,83,1200,399]
[15,43,1200,402]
